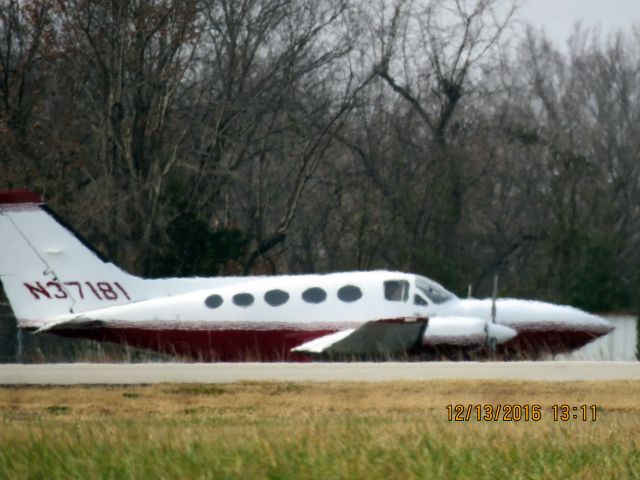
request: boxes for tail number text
[23,281,131,301]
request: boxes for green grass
[2,415,638,479]
[1,382,639,479]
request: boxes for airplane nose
[496,300,615,353]
[515,302,614,336]
[581,313,615,336]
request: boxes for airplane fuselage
[25,271,612,361]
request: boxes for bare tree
[0,0,53,182]
[45,0,203,269]
[174,0,369,274]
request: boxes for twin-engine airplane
[0,190,613,361]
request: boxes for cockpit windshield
[414,275,456,304]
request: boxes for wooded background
[2,0,639,312]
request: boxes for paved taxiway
[0,361,639,384]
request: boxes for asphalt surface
[0,361,639,384]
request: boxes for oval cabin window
[204,294,223,309]
[337,285,362,302]
[302,287,327,304]
[233,293,254,307]
[264,289,289,307]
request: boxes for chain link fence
[0,302,168,363]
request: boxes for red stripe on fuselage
[498,326,609,358]
[44,321,613,361]
[54,327,338,361]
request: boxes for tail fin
[0,190,143,328]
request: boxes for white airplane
[0,190,613,361]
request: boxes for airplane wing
[292,317,429,359]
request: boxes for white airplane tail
[0,190,144,328]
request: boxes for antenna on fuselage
[487,275,498,359]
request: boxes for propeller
[486,275,499,358]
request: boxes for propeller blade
[491,275,498,324]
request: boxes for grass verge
[1,380,639,479]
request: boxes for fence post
[16,328,23,363]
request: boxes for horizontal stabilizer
[292,317,428,359]
[36,315,106,332]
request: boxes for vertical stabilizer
[0,190,143,328]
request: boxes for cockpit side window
[413,294,428,306]
[384,280,409,302]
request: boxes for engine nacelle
[422,316,517,348]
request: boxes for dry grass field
[1,380,639,479]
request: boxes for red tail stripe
[0,189,42,204]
